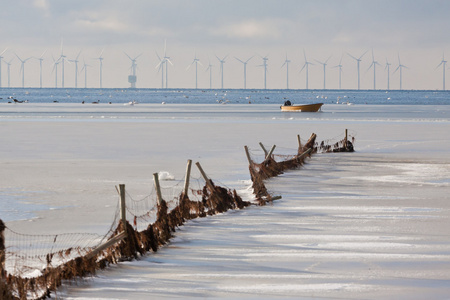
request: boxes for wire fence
[0,130,355,300]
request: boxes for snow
[1,103,449,299]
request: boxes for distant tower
[125,53,141,89]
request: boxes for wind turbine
[436,53,447,90]
[216,55,228,89]
[125,52,142,88]
[80,60,91,88]
[394,54,408,90]
[34,50,46,88]
[281,53,291,89]
[0,48,7,88]
[15,54,32,88]
[385,58,391,90]
[96,49,104,89]
[315,55,332,89]
[205,59,213,89]
[69,51,81,88]
[5,58,13,88]
[333,55,343,89]
[347,50,368,90]
[51,55,60,88]
[58,40,67,88]
[187,53,202,89]
[156,40,173,88]
[258,55,269,89]
[300,50,314,89]
[235,55,253,89]
[367,50,381,90]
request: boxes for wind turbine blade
[245,55,254,63]
[0,48,7,56]
[347,53,358,60]
[124,52,133,60]
[166,58,173,66]
[235,57,245,64]
[314,59,324,65]
[135,53,143,60]
[76,50,82,60]
[325,55,332,64]
[359,50,368,60]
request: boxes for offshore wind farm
[0,42,449,91]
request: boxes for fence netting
[0,131,355,300]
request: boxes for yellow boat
[280,103,323,112]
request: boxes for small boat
[280,103,323,112]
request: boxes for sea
[1,87,450,105]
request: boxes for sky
[0,0,449,90]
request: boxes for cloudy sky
[1,0,449,90]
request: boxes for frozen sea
[1,88,450,299]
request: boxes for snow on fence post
[0,219,5,279]
[153,173,163,206]
[183,159,193,197]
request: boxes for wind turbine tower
[216,55,228,89]
[315,56,332,89]
[5,58,12,87]
[0,48,7,88]
[187,53,202,89]
[368,50,381,90]
[96,49,104,89]
[394,54,408,90]
[347,50,368,90]
[35,50,46,88]
[385,59,391,90]
[436,53,447,90]
[300,50,314,89]
[259,55,269,89]
[205,60,213,89]
[59,40,67,88]
[333,55,343,89]
[69,51,81,88]
[15,54,31,88]
[125,52,142,89]
[52,56,59,88]
[235,55,253,89]
[281,54,291,89]
[156,41,173,89]
[81,60,91,88]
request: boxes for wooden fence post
[0,219,5,279]
[118,184,127,237]
[195,162,215,194]
[297,135,302,152]
[262,145,276,164]
[153,173,163,205]
[244,146,253,166]
[259,142,268,157]
[183,159,193,197]
[344,129,348,150]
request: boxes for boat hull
[280,103,323,112]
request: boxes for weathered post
[0,219,5,279]
[297,134,302,152]
[262,145,276,164]
[259,142,268,157]
[344,129,348,150]
[183,159,193,197]
[195,162,215,193]
[244,146,253,166]
[153,173,163,205]
[118,184,127,237]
